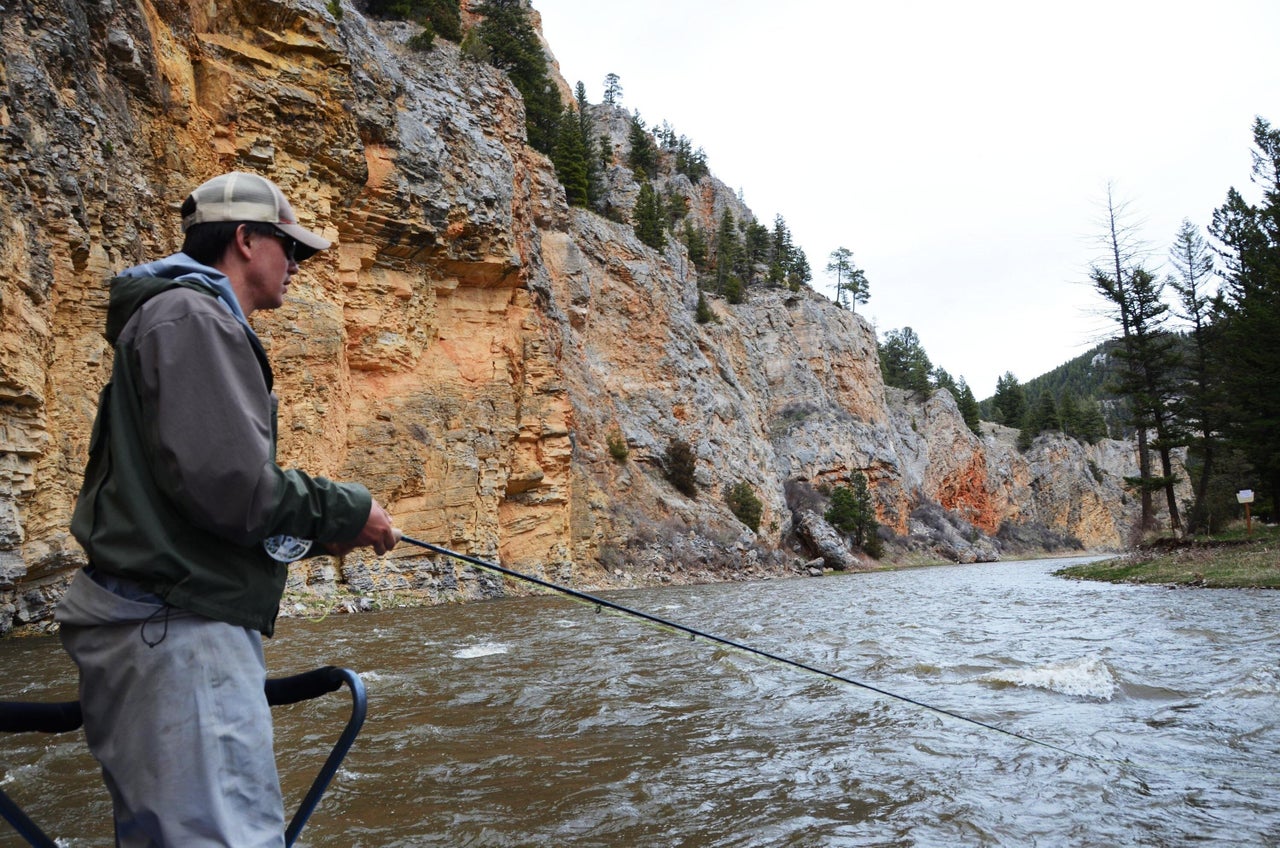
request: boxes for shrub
[607,429,629,462]
[726,482,763,532]
[459,28,489,62]
[695,292,714,324]
[665,438,697,497]
[407,22,435,51]
[364,0,461,41]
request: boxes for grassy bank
[1055,525,1280,589]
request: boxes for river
[1,555,1277,847]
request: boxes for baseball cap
[181,172,331,261]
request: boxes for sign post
[1237,489,1255,537]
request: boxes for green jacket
[72,270,371,635]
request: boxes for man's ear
[230,224,255,262]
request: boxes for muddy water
[2,556,1278,846]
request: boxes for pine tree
[1091,186,1160,529]
[1078,399,1109,444]
[477,0,561,155]
[712,210,739,296]
[627,113,658,180]
[665,438,697,497]
[1028,391,1061,435]
[1168,218,1223,532]
[682,220,708,272]
[933,367,958,395]
[603,72,622,105]
[743,220,770,285]
[1058,389,1083,438]
[365,0,461,40]
[768,215,793,286]
[695,291,714,324]
[1208,117,1280,519]
[992,372,1028,427]
[674,136,709,182]
[552,105,589,207]
[825,247,869,311]
[633,181,665,250]
[878,327,932,394]
[725,482,763,532]
[662,189,689,228]
[825,472,880,556]
[957,379,982,436]
[787,250,811,291]
[574,81,604,207]
[1092,256,1186,533]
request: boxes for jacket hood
[106,253,250,344]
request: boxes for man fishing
[55,171,399,847]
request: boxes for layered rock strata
[0,0,1176,633]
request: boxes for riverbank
[1054,526,1280,588]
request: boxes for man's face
[246,228,298,312]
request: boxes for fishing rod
[399,536,1092,761]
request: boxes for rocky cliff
[0,0,1177,634]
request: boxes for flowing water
[2,555,1278,847]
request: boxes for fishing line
[399,536,1095,762]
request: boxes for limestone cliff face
[0,0,1165,634]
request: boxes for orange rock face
[0,1,1172,633]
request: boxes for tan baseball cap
[181,172,331,261]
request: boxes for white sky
[532,0,1280,397]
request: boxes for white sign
[1237,490,1255,504]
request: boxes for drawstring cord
[140,603,171,647]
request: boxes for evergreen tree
[1058,389,1083,438]
[1092,257,1186,533]
[788,250,811,292]
[743,219,771,285]
[627,112,658,180]
[878,327,933,394]
[724,273,745,304]
[825,246,869,311]
[603,72,622,105]
[825,472,880,556]
[957,380,982,436]
[1078,399,1109,444]
[682,220,708,272]
[665,438,697,497]
[674,136,709,182]
[1208,117,1280,519]
[598,132,614,171]
[768,215,794,286]
[1168,218,1223,532]
[552,105,589,207]
[725,482,763,532]
[1028,391,1061,435]
[663,189,689,228]
[365,0,461,40]
[712,210,739,296]
[695,291,714,324]
[933,367,959,395]
[574,81,604,207]
[477,0,561,155]
[633,181,665,250]
[1092,186,1159,529]
[992,372,1028,427]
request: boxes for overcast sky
[531,0,1280,397]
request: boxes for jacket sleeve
[132,292,371,546]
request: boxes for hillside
[0,0,1181,634]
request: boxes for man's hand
[325,498,400,557]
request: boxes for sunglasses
[266,229,298,262]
